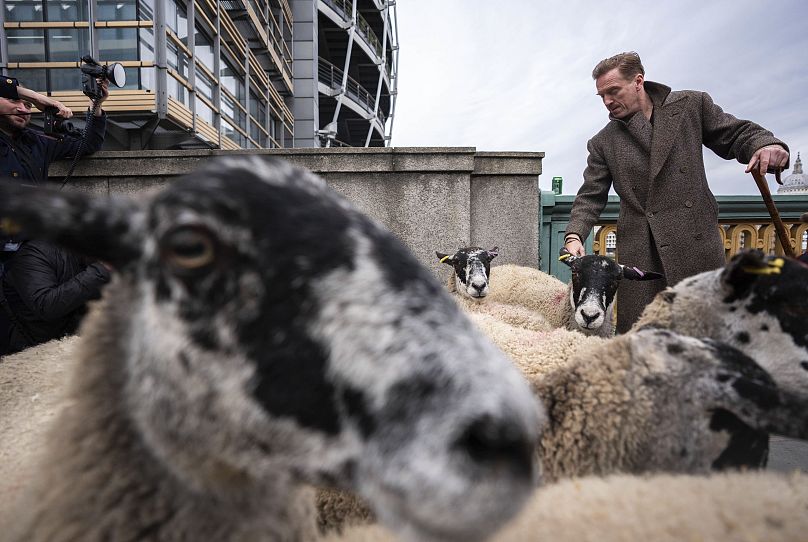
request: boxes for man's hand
[16,86,73,118]
[91,79,109,117]
[745,145,789,176]
[564,238,586,257]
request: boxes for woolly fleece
[324,471,808,542]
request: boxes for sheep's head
[436,246,499,299]
[0,158,542,542]
[674,249,808,396]
[559,248,664,331]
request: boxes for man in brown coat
[564,52,789,334]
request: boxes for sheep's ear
[436,251,454,265]
[620,264,665,281]
[558,247,578,268]
[722,249,777,296]
[487,246,499,260]
[0,181,144,266]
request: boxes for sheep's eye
[161,227,216,272]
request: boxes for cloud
[393,0,808,195]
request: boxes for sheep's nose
[455,415,534,477]
[581,310,599,324]
[472,282,486,293]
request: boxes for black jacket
[0,109,106,246]
[1,240,110,353]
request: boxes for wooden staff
[750,168,796,258]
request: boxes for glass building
[0,0,398,149]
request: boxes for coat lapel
[649,94,687,180]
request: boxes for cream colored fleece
[324,471,808,542]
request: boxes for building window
[194,27,214,72]
[4,0,44,22]
[605,231,617,257]
[6,68,46,91]
[195,67,214,102]
[46,0,88,21]
[49,68,83,91]
[167,41,190,79]
[220,58,244,100]
[167,76,187,106]
[6,29,45,62]
[98,28,138,61]
[97,0,136,20]
[47,28,90,61]
[165,0,188,40]
[139,0,154,20]
[221,118,246,147]
[196,99,214,125]
[139,27,155,63]
[803,231,807,251]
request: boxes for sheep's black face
[565,255,622,330]
[437,246,498,299]
[560,251,664,331]
[0,158,541,542]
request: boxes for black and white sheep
[0,157,542,542]
[635,249,808,396]
[468,315,808,481]
[436,246,662,337]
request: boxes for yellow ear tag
[769,258,785,268]
[741,266,781,275]
[559,253,571,261]
[439,255,451,264]
[0,218,22,235]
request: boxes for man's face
[596,68,643,119]
[0,97,32,134]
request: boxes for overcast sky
[392,0,808,195]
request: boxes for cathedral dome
[778,153,808,194]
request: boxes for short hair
[592,52,645,81]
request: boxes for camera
[80,55,126,101]
[42,106,82,139]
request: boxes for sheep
[436,246,663,337]
[315,250,808,532]
[467,315,808,481]
[0,156,543,542]
[635,249,808,396]
[314,316,808,533]
[0,336,79,517]
[323,470,808,542]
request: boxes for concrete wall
[49,147,544,277]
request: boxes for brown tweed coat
[566,81,788,333]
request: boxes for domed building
[778,153,808,194]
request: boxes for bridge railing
[541,192,808,282]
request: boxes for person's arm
[5,244,110,321]
[700,91,789,176]
[17,86,73,119]
[47,85,108,162]
[564,138,613,256]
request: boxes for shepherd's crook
[750,168,796,258]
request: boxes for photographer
[0,75,107,186]
[0,75,109,354]
[0,75,107,261]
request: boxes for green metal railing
[540,191,808,282]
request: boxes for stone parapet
[49,147,544,276]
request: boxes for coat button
[685,200,693,208]
[646,211,654,218]
[680,166,686,173]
